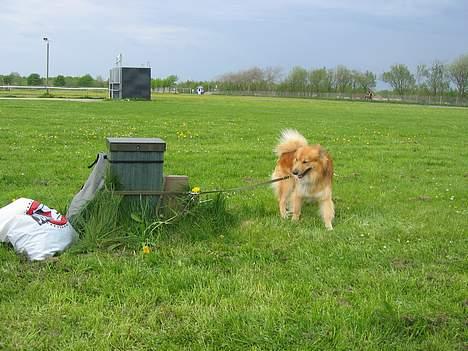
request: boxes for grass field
[0,95,466,350]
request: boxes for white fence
[6,85,464,107]
[212,90,468,107]
[0,85,107,91]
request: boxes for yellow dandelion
[143,245,151,254]
[191,186,201,194]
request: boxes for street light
[43,37,49,94]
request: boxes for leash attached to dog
[88,153,290,197]
[113,175,291,197]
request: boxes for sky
[1,0,467,82]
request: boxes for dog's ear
[318,145,326,159]
[319,146,333,178]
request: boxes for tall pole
[43,37,49,94]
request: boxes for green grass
[0,95,466,350]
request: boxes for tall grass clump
[69,191,136,252]
[69,190,235,252]
[158,193,236,241]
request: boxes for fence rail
[2,86,467,107]
[0,85,107,91]
[211,90,468,107]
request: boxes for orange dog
[272,130,335,230]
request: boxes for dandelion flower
[143,245,151,254]
[191,186,201,194]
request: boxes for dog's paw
[280,208,291,219]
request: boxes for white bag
[0,198,77,261]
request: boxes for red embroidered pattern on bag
[26,200,68,226]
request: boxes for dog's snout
[292,170,299,176]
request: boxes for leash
[88,153,291,196]
[113,175,291,196]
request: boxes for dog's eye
[303,160,309,164]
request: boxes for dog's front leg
[277,179,290,219]
[291,191,303,220]
[279,196,288,219]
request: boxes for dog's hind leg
[319,198,335,230]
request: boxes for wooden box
[106,137,166,205]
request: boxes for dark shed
[109,67,151,100]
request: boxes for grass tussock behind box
[0,95,466,350]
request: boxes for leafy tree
[308,68,328,93]
[448,53,468,97]
[54,75,66,87]
[151,78,164,89]
[164,75,178,87]
[1,75,11,85]
[63,76,79,87]
[285,66,308,93]
[78,74,94,87]
[95,75,107,87]
[5,72,23,85]
[382,64,415,96]
[352,70,376,92]
[27,73,43,86]
[151,75,178,90]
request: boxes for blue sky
[1,0,467,81]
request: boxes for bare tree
[416,64,429,88]
[448,54,468,98]
[325,69,336,93]
[263,66,283,87]
[426,61,450,96]
[334,65,352,93]
[218,67,281,91]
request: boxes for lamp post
[43,37,49,94]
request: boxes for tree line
[180,53,467,98]
[1,53,466,97]
[0,72,107,88]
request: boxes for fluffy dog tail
[274,129,308,156]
